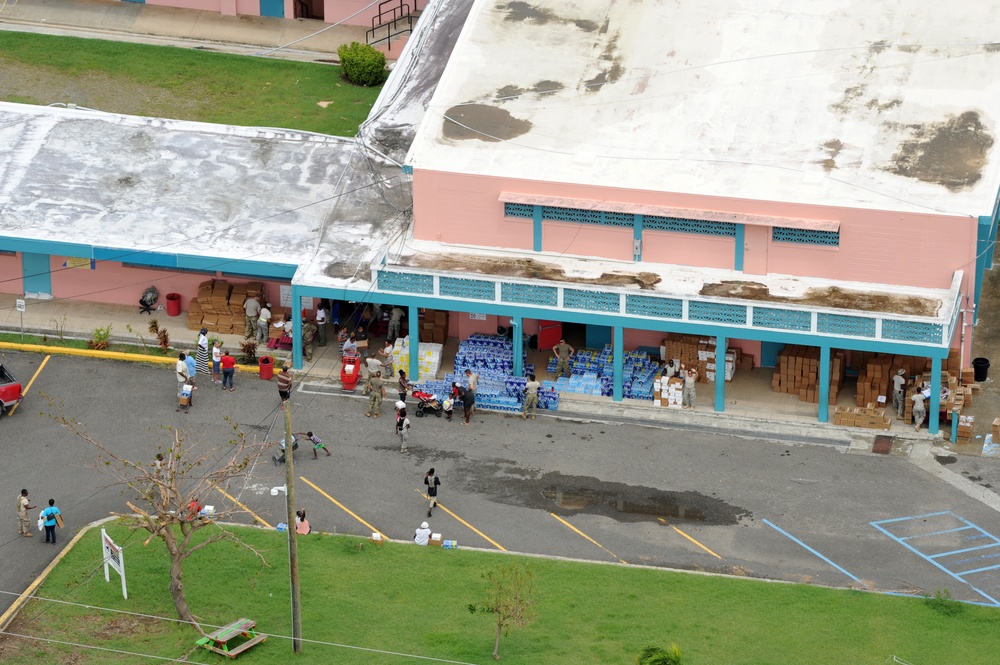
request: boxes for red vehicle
[0,363,23,417]
[340,355,362,392]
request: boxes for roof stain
[866,97,902,112]
[494,85,526,101]
[984,43,1000,52]
[830,84,867,114]
[897,44,921,53]
[442,103,532,142]
[497,1,597,31]
[818,139,843,172]
[886,110,994,191]
[699,281,940,317]
[584,32,624,92]
[401,254,662,290]
[533,79,564,95]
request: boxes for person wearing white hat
[892,369,907,420]
[414,521,431,546]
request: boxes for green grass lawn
[0,32,381,135]
[2,522,998,664]
[0,332,172,357]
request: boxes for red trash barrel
[259,356,274,380]
[165,293,182,317]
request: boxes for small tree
[468,562,536,661]
[637,644,683,665]
[337,41,388,86]
[49,406,269,635]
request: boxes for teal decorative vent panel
[817,313,875,337]
[881,319,943,344]
[643,216,737,237]
[563,289,620,312]
[540,206,634,228]
[772,227,840,246]
[625,295,683,319]
[440,277,495,301]
[378,271,433,295]
[500,282,558,307]
[688,301,747,325]
[752,307,811,331]
[504,202,534,218]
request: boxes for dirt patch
[699,281,940,316]
[442,103,532,142]
[885,110,994,191]
[401,254,661,289]
[818,139,843,172]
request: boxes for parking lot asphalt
[3,348,1000,620]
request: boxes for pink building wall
[412,169,977,295]
[44,258,287,312]
[141,0,381,26]
[0,254,21,294]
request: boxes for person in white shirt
[211,340,222,384]
[315,304,328,347]
[257,303,272,343]
[414,521,431,546]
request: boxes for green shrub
[337,41,388,87]
[637,644,683,665]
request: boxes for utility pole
[283,402,302,653]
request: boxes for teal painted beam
[975,215,993,324]
[929,357,941,435]
[408,305,419,381]
[734,225,745,271]
[951,411,958,443]
[613,326,624,401]
[291,285,303,370]
[818,345,830,422]
[633,214,643,261]
[512,315,524,376]
[532,205,542,252]
[714,335,727,412]
[9,238,91,258]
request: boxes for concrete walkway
[0,0,373,62]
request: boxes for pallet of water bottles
[453,333,528,375]
[412,371,557,414]
[546,345,659,399]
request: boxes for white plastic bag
[37,513,44,532]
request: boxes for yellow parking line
[8,354,49,416]
[214,486,272,528]
[301,476,387,540]
[548,512,627,564]
[658,517,722,559]
[416,490,505,551]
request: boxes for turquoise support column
[512,315,524,376]
[734,224,745,271]
[613,326,624,402]
[714,335,727,412]
[533,205,542,252]
[951,411,958,443]
[929,356,941,435]
[818,345,830,422]
[408,305,419,380]
[291,286,302,370]
[633,214,643,261]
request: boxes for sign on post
[15,299,25,312]
[101,528,128,599]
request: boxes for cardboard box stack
[269,308,287,340]
[956,415,975,445]
[992,418,1000,443]
[186,280,270,334]
[771,345,845,404]
[832,404,892,430]
[654,376,684,409]
[660,334,732,383]
[419,309,449,344]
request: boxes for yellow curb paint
[214,487,272,529]
[548,512,627,564]
[416,490,506,551]
[0,342,264,374]
[657,517,722,559]
[7,354,49,416]
[0,516,115,630]
[300,476,387,540]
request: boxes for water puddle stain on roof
[886,110,994,191]
[442,104,532,141]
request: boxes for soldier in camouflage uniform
[302,318,318,362]
[365,371,386,418]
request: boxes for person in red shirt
[220,349,237,391]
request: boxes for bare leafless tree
[52,408,270,636]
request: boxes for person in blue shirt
[184,352,197,407]
[41,499,61,545]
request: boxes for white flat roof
[406,0,1000,217]
[0,102,401,277]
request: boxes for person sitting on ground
[295,508,312,535]
[414,521,431,546]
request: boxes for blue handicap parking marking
[871,512,1000,606]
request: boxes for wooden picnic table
[196,618,266,658]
